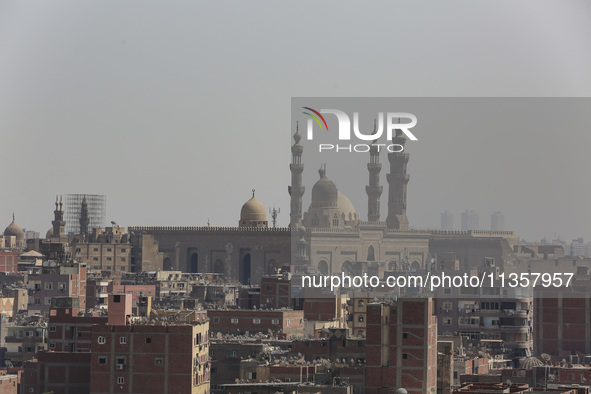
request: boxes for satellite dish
[541,353,551,361]
[5,360,13,368]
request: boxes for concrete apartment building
[73,227,132,272]
[365,298,438,394]
[26,261,87,317]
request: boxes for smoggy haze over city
[1,1,591,243]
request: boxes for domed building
[3,214,25,248]
[239,190,268,228]
[302,165,359,228]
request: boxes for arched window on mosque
[332,214,339,226]
[312,214,319,226]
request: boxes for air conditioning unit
[116,364,124,370]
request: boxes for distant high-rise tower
[289,123,305,228]
[386,130,409,230]
[461,210,479,231]
[491,211,504,231]
[441,210,454,230]
[366,124,383,222]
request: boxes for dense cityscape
[0,129,589,394]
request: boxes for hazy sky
[1,1,591,242]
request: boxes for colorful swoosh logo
[302,107,328,131]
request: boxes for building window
[98,356,107,365]
[116,356,125,365]
[442,317,452,325]
[121,258,126,262]
[229,350,237,358]
[49,326,56,332]
[94,248,99,252]
[107,248,112,252]
[76,248,81,253]
[45,298,52,305]
[312,214,319,226]
[286,319,291,326]
[358,300,364,308]
[357,315,364,323]
[34,298,41,305]
[402,332,408,339]
[145,337,152,344]
[45,282,53,290]
[97,336,106,344]
[113,295,121,303]
[121,248,126,253]
[93,257,99,261]
[49,342,55,349]
[272,319,279,325]
[253,318,261,324]
[231,318,239,324]
[213,317,219,324]
[332,214,339,226]
[119,337,127,344]
[155,357,164,366]
[117,377,125,384]
[107,257,112,261]
[403,353,408,359]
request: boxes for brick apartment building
[0,251,18,273]
[208,309,304,338]
[47,297,107,352]
[365,298,437,394]
[22,351,92,394]
[89,322,210,394]
[260,274,292,308]
[0,372,18,394]
[535,295,591,355]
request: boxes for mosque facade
[127,127,519,286]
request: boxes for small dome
[4,216,25,242]
[520,357,543,369]
[240,193,267,222]
[337,191,357,220]
[396,389,408,394]
[46,228,54,239]
[311,167,338,207]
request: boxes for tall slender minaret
[366,121,383,222]
[386,130,410,230]
[52,195,66,237]
[289,123,305,227]
[80,195,89,236]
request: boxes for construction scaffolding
[64,194,106,235]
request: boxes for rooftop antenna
[269,206,281,228]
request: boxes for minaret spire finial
[252,189,255,198]
[12,213,15,222]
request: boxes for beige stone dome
[240,193,267,222]
[4,216,25,242]
[303,167,359,228]
[520,357,543,369]
[46,228,54,239]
